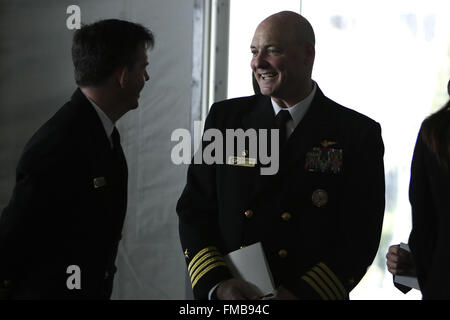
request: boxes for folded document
[393,242,420,290]
[224,242,276,298]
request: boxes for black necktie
[111,127,121,151]
[111,127,128,185]
[107,127,128,276]
[274,110,292,151]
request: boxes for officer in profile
[0,19,154,299]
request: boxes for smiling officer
[177,11,385,300]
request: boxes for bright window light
[227,0,450,300]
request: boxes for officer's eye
[267,48,280,54]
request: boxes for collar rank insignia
[93,177,107,188]
[184,249,189,259]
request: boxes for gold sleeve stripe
[317,262,347,297]
[301,275,329,300]
[312,266,344,300]
[188,246,218,270]
[188,251,221,277]
[190,256,225,282]
[192,261,227,288]
[306,271,336,300]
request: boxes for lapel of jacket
[240,95,279,202]
[280,86,334,176]
[241,95,275,132]
[70,88,113,159]
[71,89,128,239]
[70,88,121,198]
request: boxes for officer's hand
[216,279,261,300]
[274,286,298,300]
[386,244,416,276]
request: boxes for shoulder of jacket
[324,97,380,129]
[18,102,81,172]
[211,95,262,112]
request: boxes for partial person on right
[387,79,450,299]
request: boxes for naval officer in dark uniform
[177,11,385,300]
[0,19,154,299]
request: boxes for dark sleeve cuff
[185,246,232,300]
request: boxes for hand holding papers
[393,242,420,290]
[224,242,276,299]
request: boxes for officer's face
[122,46,150,110]
[250,21,311,102]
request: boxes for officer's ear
[303,43,315,66]
[116,66,129,89]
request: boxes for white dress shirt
[83,93,116,148]
[271,82,317,139]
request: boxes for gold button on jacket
[244,209,253,218]
[278,249,288,258]
[281,212,291,221]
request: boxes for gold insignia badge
[227,156,256,167]
[184,249,189,259]
[93,177,107,188]
[312,189,328,207]
[321,140,337,148]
